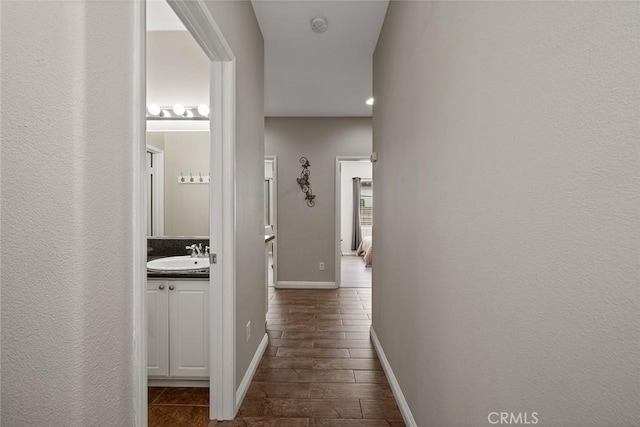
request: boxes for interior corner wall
[203,0,266,391]
[372,2,640,426]
[1,1,135,424]
[265,117,372,283]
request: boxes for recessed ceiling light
[311,17,328,34]
[366,97,374,106]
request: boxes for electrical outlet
[319,262,325,271]
[246,321,251,342]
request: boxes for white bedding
[356,236,372,267]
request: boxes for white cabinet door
[147,280,169,377]
[169,281,209,378]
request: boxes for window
[360,180,372,226]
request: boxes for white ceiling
[252,1,389,117]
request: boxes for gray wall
[204,0,266,390]
[149,131,210,237]
[146,30,209,132]
[265,118,372,283]
[1,1,135,424]
[147,31,209,107]
[372,2,640,426]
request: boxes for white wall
[372,2,640,426]
[265,118,372,283]
[204,0,266,391]
[1,1,135,424]
[340,161,372,254]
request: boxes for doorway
[134,0,237,424]
[335,157,373,288]
[264,156,277,289]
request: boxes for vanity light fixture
[365,97,374,106]
[197,104,210,117]
[146,104,210,120]
[148,103,161,116]
[172,103,186,116]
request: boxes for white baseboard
[370,327,417,427]
[275,281,337,289]
[148,379,209,388]
[235,333,268,413]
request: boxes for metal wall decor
[296,157,316,207]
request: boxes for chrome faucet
[185,243,207,258]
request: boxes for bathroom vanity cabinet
[147,279,209,379]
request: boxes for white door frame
[146,144,164,237]
[335,156,371,286]
[133,0,237,424]
[265,156,278,285]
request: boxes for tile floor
[148,288,404,426]
[340,256,372,288]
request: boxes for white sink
[147,255,210,272]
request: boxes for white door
[147,280,169,377]
[169,281,209,378]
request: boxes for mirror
[146,130,210,237]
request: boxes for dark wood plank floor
[149,288,405,427]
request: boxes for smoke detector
[310,17,328,34]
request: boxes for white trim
[167,0,234,61]
[149,379,209,388]
[131,1,148,427]
[171,2,236,420]
[265,156,277,285]
[235,333,269,411]
[135,0,237,423]
[146,145,164,236]
[133,0,147,426]
[275,281,338,289]
[335,156,371,287]
[220,59,237,420]
[370,327,417,427]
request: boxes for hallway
[236,288,403,425]
[148,288,404,426]
[232,289,404,426]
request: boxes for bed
[356,236,373,268]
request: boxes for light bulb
[148,103,161,116]
[185,110,194,118]
[172,104,186,116]
[197,104,210,117]
[365,97,374,106]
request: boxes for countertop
[147,235,274,279]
